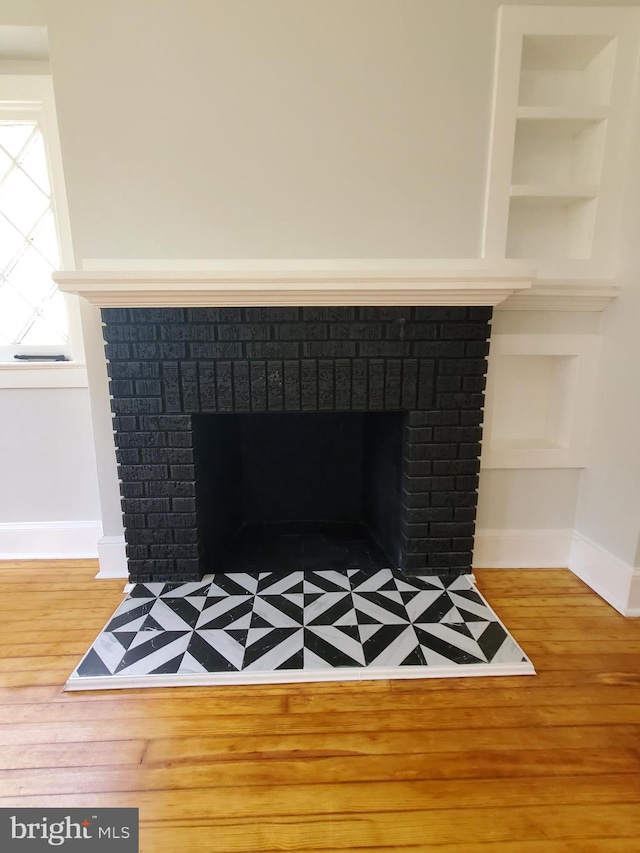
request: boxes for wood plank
[0,740,147,770]
[0,560,638,852]
[3,774,639,821]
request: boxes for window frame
[0,73,86,387]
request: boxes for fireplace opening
[192,411,406,574]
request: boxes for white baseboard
[569,531,640,617]
[0,520,102,559]
[96,535,128,578]
[473,528,572,569]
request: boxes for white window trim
[0,73,86,388]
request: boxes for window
[0,75,78,366]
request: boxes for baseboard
[569,531,640,617]
[473,528,572,569]
[96,535,128,578]
[0,520,102,559]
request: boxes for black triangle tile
[457,606,490,623]
[140,615,165,632]
[112,632,138,650]
[114,631,190,673]
[76,648,112,677]
[275,648,304,670]
[150,653,185,674]
[400,645,426,666]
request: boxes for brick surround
[102,306,492,583]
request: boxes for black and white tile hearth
[66,570,534,690]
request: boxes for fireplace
[101,305,492,583]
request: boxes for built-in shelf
[518,34,616,109]
[512,119,606,186]
[507,196,597,261]
[483,6,640,276]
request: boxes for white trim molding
[0,362,88,389]
[569,531,640,618]
[96,535,128,579]
[473,528,573,569]
[54,259,535,307]
[0,520,102,560]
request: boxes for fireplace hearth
[102,305,492,583]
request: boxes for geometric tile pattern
[67,570,532,689]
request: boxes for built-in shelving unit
[483,7,640,279]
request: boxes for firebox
[192,410,404,573]
[103,305,491,583]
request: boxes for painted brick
[180,362,199,411]
[131,342,186,360]
[351,359,367,410]
[267,360,284,410]
[159,323,213,341]
[368,359,385,410]
[217,324,271,341]
[130,308,185,324]
[186,308,242,323]
[245,308,299,322]
[334,360,351,410]
[330,323,383,340]
[250,361,267,411]
[432,459,479,476]
[303,307,355,321]
[189,342,243,359]
[359,342,412,358]
[145,481,196,497]
[233,361,251,411]
[301,360,318,410]
[401,359,418,410]
[302,342,356,358]
[318,360,335,410]
[111,397,162,415]
[283,360,300,410]
[215,361,233,410]
[246,342,299,359]
[198,362,216,411]
[384,360,401,409]
[407,444,457,461]
[278,323,327,340]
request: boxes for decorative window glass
[0,119,68,352]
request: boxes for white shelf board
[510,184,599,201]
[516,105,608,121]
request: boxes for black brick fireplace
[102,306,491,583]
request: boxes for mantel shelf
[53,262,536,308]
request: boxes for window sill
[0,361,88,389]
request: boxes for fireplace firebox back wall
[102,306,492,583]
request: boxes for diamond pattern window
[0,120,68,350]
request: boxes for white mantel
[54,259,536,307]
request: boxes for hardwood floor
[0,560,639,852]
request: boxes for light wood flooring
[0,560,639,852]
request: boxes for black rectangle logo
[0,809,138,851]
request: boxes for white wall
[0,0,639,573]
[574,94,640,569]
